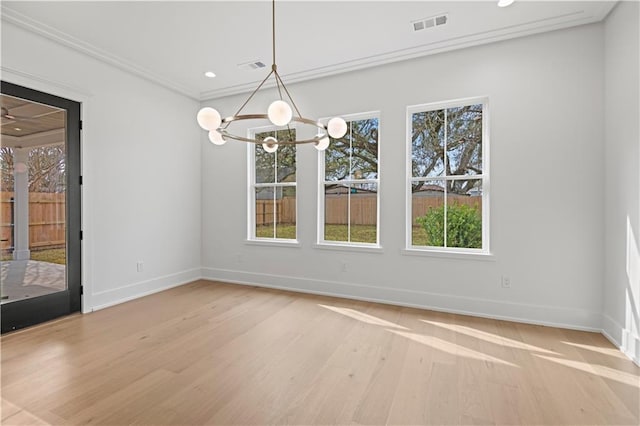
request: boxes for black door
[1,81,81,333]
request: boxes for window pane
[446,105,482,176]
[412,110,445,178]
[411,180,445,247]
[349,183,377,243]
[255,131,275,184]
[276,186,296,239]
[255,187,275,238]
[276,129,296,183]
[324,183,349,242]
[350,118,378,180]
[446,179,482,248]
[325,123,351,181]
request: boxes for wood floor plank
[1,280,638,425]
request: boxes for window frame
[317,111,381,250]
[405,97,491,256]
[247,124,299,245]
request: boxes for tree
[255,129,296,184]
[411,104,482,194]
[28,145,66,193]
[0,145,66,193]
[324,117,378,193]
[0,147,14,192]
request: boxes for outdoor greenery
[255,224,377,243]
[31,248,66,265]
[255,224,297,239]
[1,248,66,264]
[411,104,482,193]
[255,129,296,183]
[415,203,482,248]
[0,145,66,193]
[325,224,377,244]
[325,118,378,182]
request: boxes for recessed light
[204,71,216,78]
[498,0,515,7]
[14,127,21,131]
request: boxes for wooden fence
[411,194,482,225]
[1,192,65,251]
[255,197,296,226]
[255,193,482,227]
[325,193,377,225]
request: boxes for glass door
[1,81,81,333]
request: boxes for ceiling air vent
[411,13,448,33]
[237,61,267,71]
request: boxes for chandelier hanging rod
[196,0,348,151]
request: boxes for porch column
[12,148,30,261]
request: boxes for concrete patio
[0,260,65,304]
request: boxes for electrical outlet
[501,275,511,288]
[341,262,348,272]
[137,261,144,273]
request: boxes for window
[249,128,297,241]
[407,98,488,252]
[319,113,379,246]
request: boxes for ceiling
[1,95,65,148]
[1,1,616,101]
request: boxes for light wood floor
[1,280,638,425]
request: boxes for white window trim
[247,125,299,243]
[317,111,382,250]
[405,96,491,256]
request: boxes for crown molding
[1,6,200,101]
[0,65,94,99]
[199,5,613,101]
[1,2,614,103]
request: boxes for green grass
[256,224,379,244]
[411,226,431,246]
[0,248,66,264]
[325,225,377,244]
[32,248,66,264]
[256,224,297,239]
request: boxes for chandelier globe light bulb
[262,136,279,153]
[197,107,222,131]
[267,100,293,126]
[314,136,330,151]
[327,117,348,138]
[208,130,227,145]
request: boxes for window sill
[245,239,302,248]
[401,247,494,261]
[313,242,384,254]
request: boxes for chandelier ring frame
[217,114,328,145]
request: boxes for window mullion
[443,108,448,248]
[348,123,353,242]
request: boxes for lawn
[255,224,433,245]
[256,224,380,243]
[411,226,430,246]
[256,224,297,239]
[0,248,66,265]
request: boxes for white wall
[201,23,605,330]
[1,22,203,311]
[603,1,640,364]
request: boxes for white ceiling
[1,1,616,101]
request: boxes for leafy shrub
[416,203,481,248]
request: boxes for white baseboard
[201,267,602,332]
[601,314,640,366]
[89,268,202,311]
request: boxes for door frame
[1,80,82,332]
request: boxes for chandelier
[196,0,347,152]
